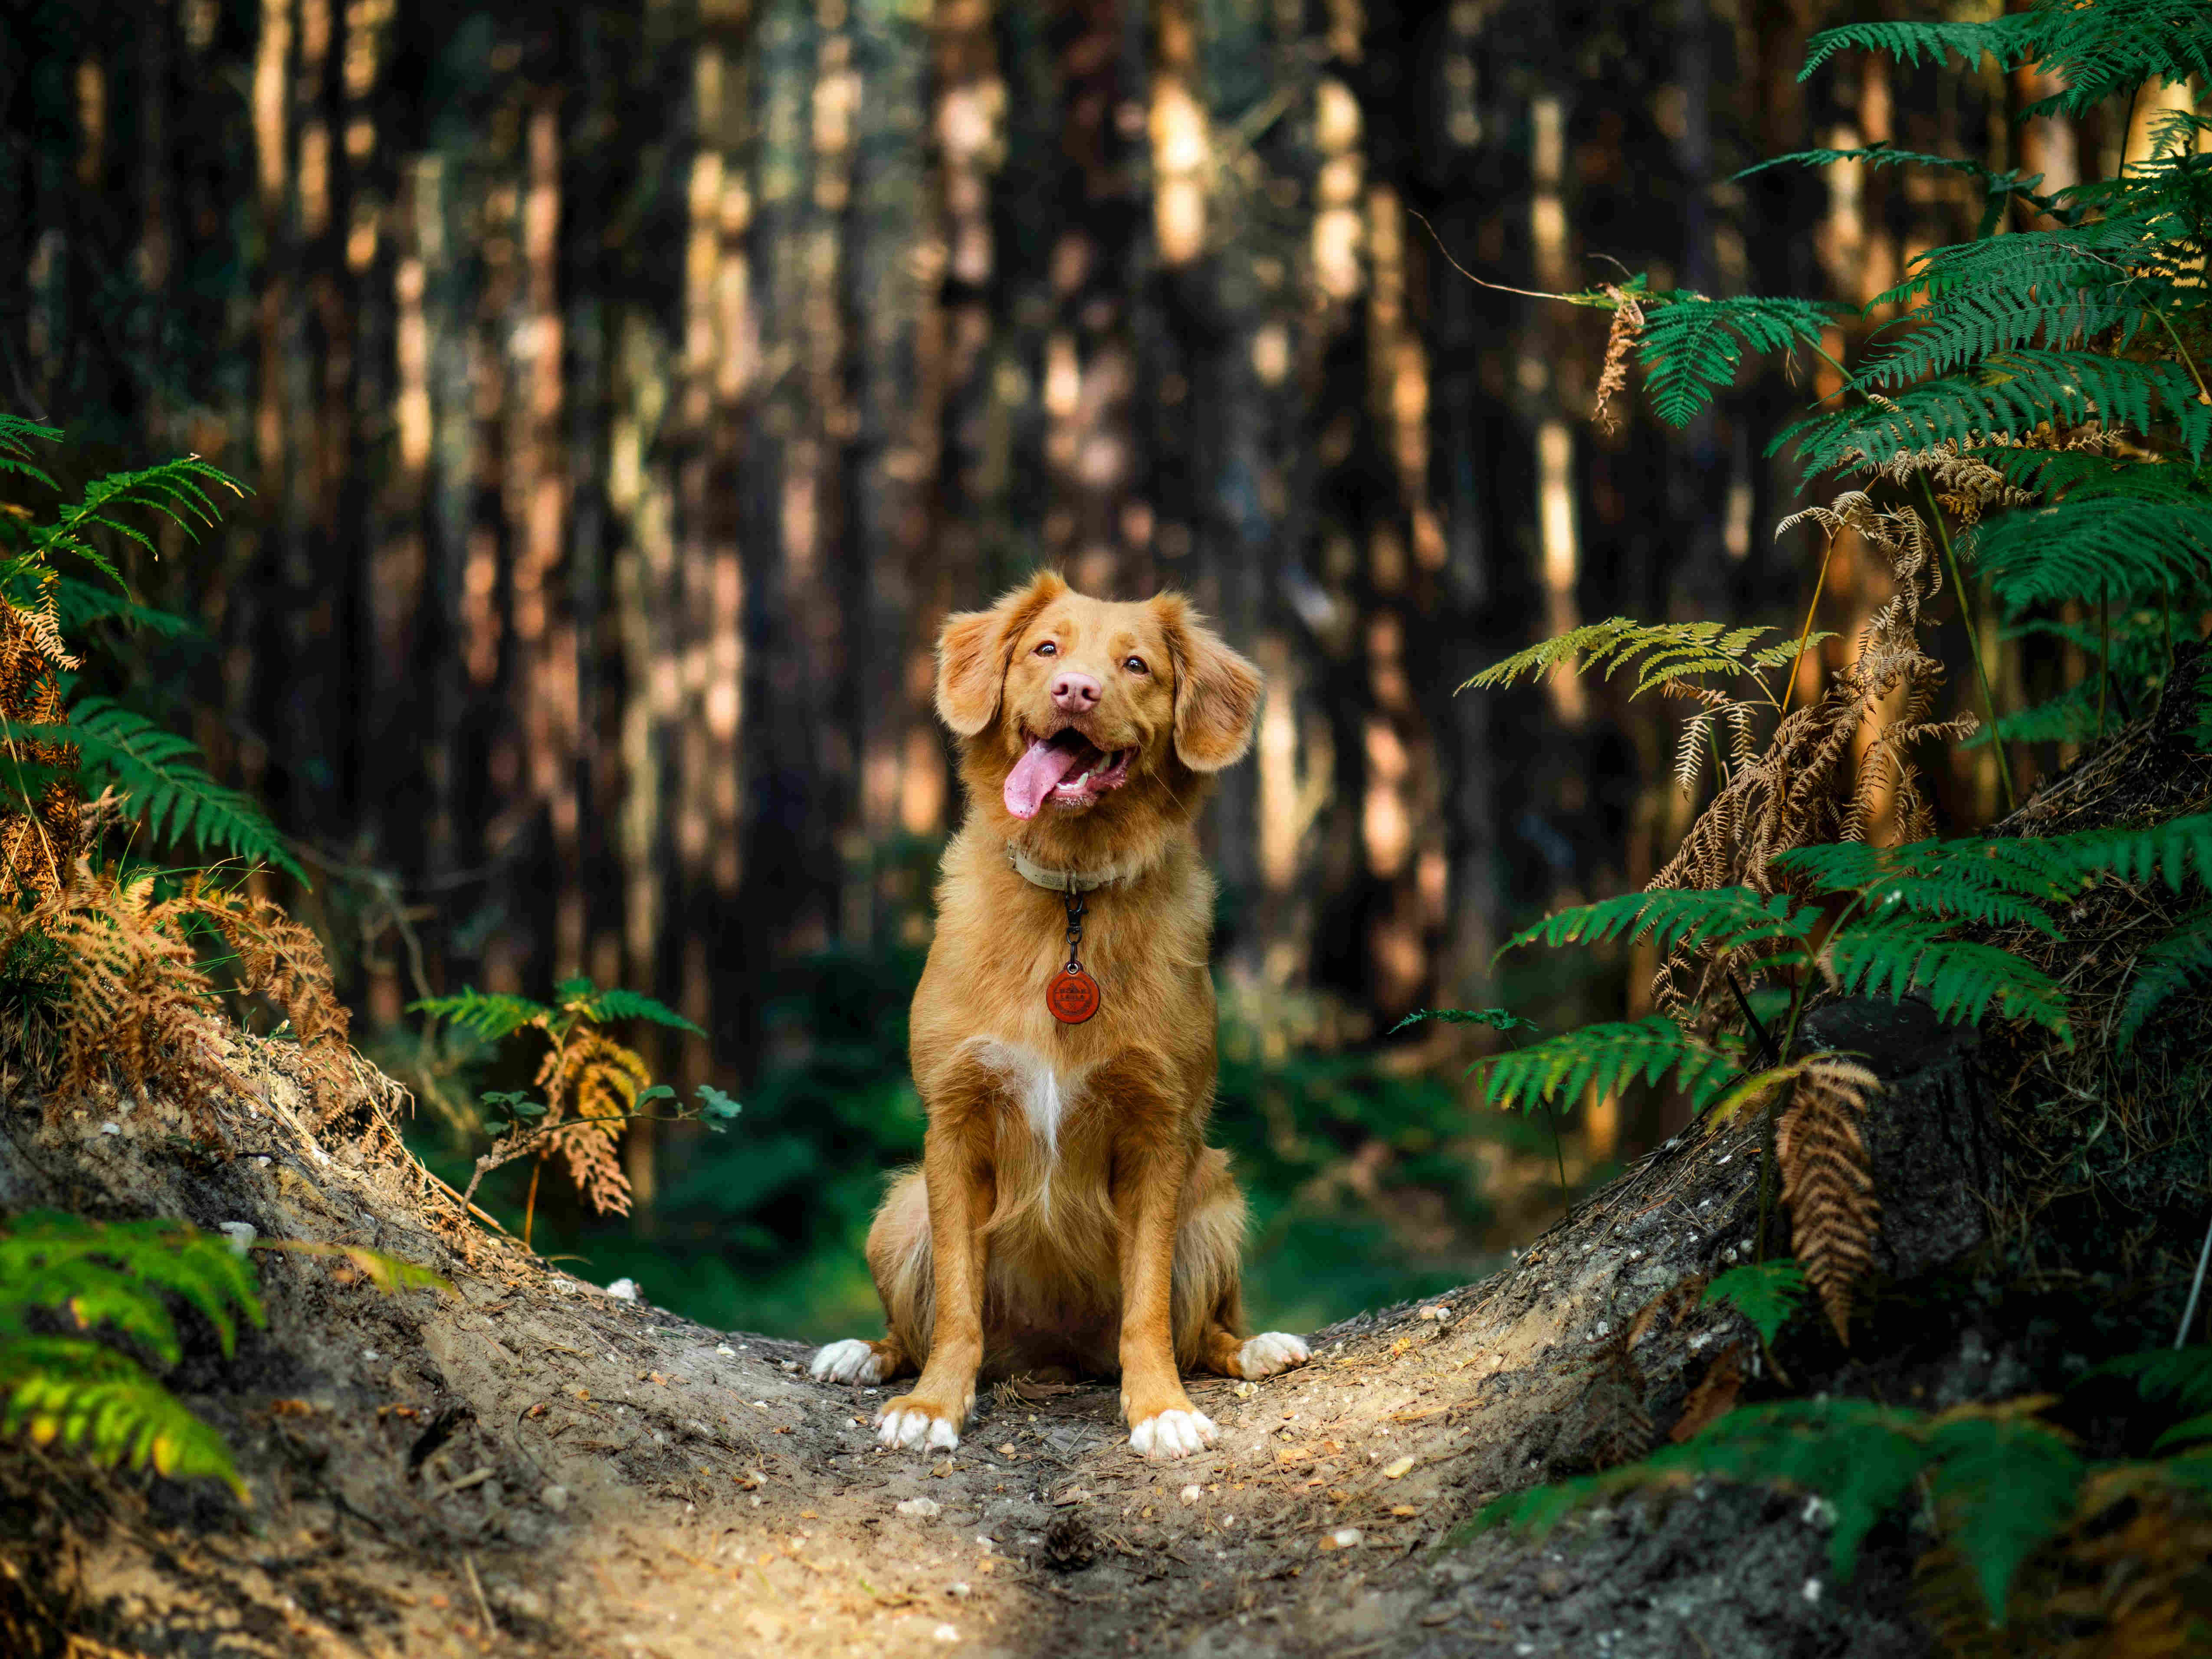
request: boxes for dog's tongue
[1004,734,1089,820]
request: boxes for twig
[463,1552,501,1639]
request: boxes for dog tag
[1047,965,1101,1024]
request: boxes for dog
[809,570,1312,1459]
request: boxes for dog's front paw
[1236,1331,1311,1380]
[1129,1408,1218,1460]
[809,1338,884,1384]
[877,1394,962,1452]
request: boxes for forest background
[0,0,2130,1343]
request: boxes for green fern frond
[1971,496,2212,615]
[1704,1259,1807,1346]
[1964,448,2209,505]
[553,977,707,1036]
[1776,837,2080,920]
[0,1211,264,1362]
[2096,1345,2212,1417]
[1824,920,2072,1041]
[9,698,305,882]
[52,576,202,639]
[2052,812,2212,889]
[1638,294,1843,426]
[1462,619,1792,698]
[1963,682,2105,749]
[2115,905,2212,1048]
[1800,15,2036,79]
[29,453,245,580]
[407,987,553,1042]
[1478,1016,1736,1115]
[0,1336,245,1498]
[1498,887,1816,962]
[1478,1396,2082,1620]
[0,415,61,492]
[1785,353,2212,477]
[1391,1007,1540,1036]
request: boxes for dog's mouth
[1003,727,1135,819]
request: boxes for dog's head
[935,572,1262,847]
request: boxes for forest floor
[0,1027,1935,1659]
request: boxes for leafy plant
[1452,0,2212,1636]
[1476,1351,2212,1631]
[0,1210,262,1498]
[1703,1258,1807,1346]
[0,417,295,884]
[410,976,731,1240]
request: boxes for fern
[1787,353,2212,477]
[1479,1398,2083,1622]
[0,698,305,882]
[1478,1017,1736,1116]
[0,1336,246,1496]
[1704,1258,1807,1346]
[1391,1006,1539,1036]
[2115,905,2212,1049]
[553,976,706,1037]
[1500,887,1816,963]
[409,987,554,1043]
[1636,295,1843,426]
[1825,919,2073,1042]
[1970,496,2212,614]
[1799,15,2040,79]
[1462,617,1823,700]
[0,1210,266,1498]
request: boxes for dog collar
[1007,847,1140,893]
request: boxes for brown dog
[809,571,1311,1458]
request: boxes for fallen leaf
[650,1372,670,1387]
[1390,1505,1421,1518]
[1275,1445,1313,1465]
[800,1509,818,1519]
[270,1399,314,1416]
[1382,1456,1415,1479]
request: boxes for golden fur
[811,571,1309,1458]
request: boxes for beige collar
[1007,846,1144,893]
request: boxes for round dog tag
[1046,965,1101,1024]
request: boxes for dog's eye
[1123,656,1148,675]
[1034,640,1057,657]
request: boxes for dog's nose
[1050,672,1102,713]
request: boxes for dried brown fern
[1775,1056,1883,1342]
[204,889,354,1118]
[1648,485,1977,1010]
[0,590,81,900]
[532,1025,650,1218]
[1592,284,1647,435]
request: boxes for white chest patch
[969,1040,1074,1164]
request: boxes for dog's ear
[935,570,1069,737]
[1155,593,1264,771]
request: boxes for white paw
[810,1338,883,1384]
[878,1406,960,1452]
[1237,1331,1311,1380]
[1129,1408,1218,1460]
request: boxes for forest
[3,0,2212,1653]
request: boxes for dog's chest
[970,1040,1079,1157]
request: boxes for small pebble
[896,1497,942,1519]
[218,1222,257,1254]
[932,1626,959,1644]
[1179,1485,1203,1505]
[604,1278,640,1302]
[539,1484,569,1513]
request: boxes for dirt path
[2,1033,1943,1659]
